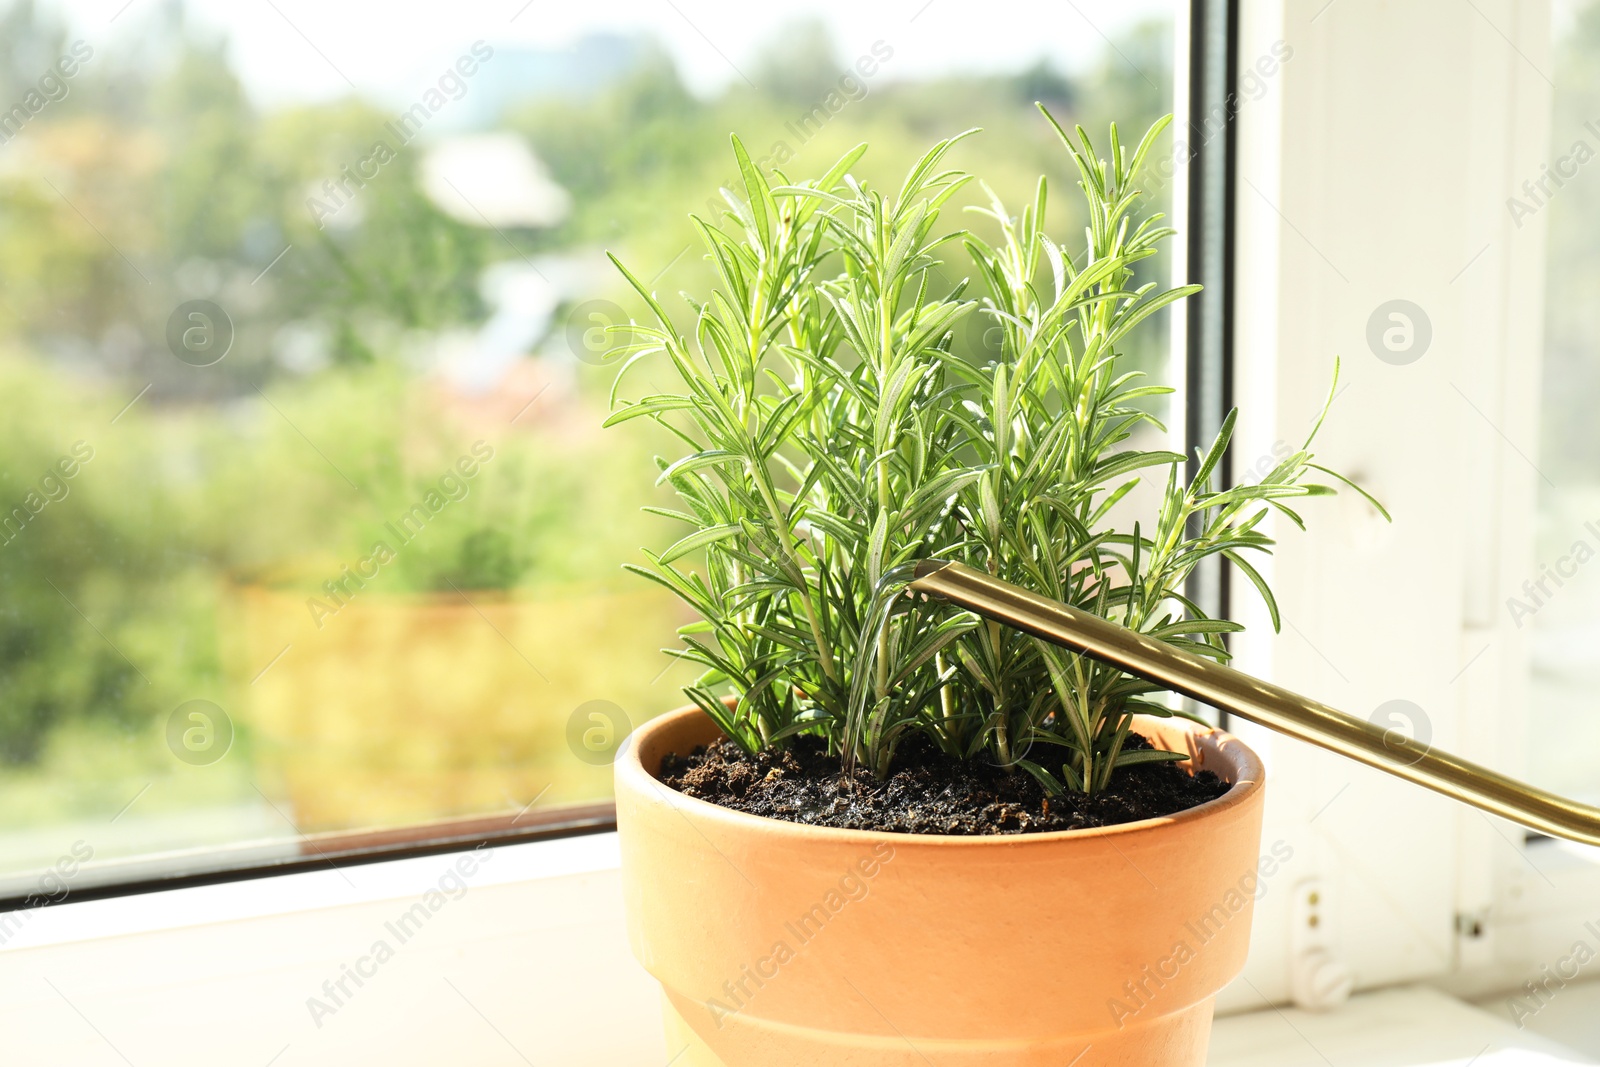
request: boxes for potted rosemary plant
[608,110,1378,1066]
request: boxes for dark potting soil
[658,732,1230,835]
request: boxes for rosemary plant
[607,108,1382,794]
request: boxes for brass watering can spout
[910,560,1600,849]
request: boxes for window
[11,4,1600,1063]
[0,0,1183,900]
[1530,0,1600,808]
[1220,0,1600,1032]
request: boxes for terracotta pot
[616,705,1267,1067]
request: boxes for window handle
[911,560,1600,848]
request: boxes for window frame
[0,803,614,912]
[1182,0,1241,686]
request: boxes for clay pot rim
[618,703,1265,848]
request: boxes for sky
[44,0,1175,104]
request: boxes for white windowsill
[0,831,620,952]
[3,832,1594,1066]
[1213,986,1595,1066]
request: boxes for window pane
[0,0,1179,891]
[1534,0,1600,806]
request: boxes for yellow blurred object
[229,583,694,832]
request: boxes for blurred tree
[0,0,67,107]
[1012,59,1077,112]
[0,3,1181,784]
[148,34,269,263]
[751,18,843,104]
[512,41,706,245]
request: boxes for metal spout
[910,559,1600,848]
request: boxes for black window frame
[1184,0,1241,727]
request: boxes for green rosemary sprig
[607,107,1381,792]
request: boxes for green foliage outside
[0,0,1175,842]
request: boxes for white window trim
[1224,0,1596,1013]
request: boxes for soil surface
[658,732,1230,835]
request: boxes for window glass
[1533,0,1600,805]
[0,0,1178,889]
